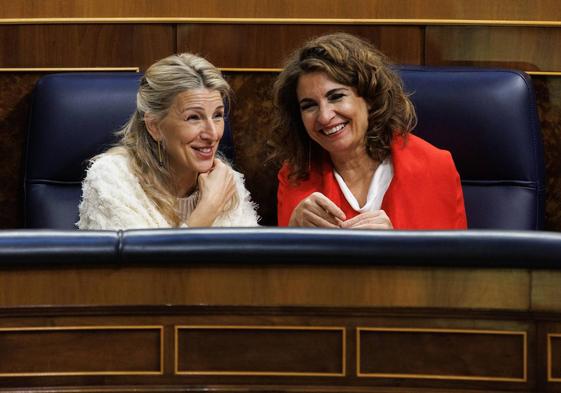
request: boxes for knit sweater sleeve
[77,152,168,230]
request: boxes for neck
[331,151,379,206]
[331,151,378,183]
[172,169,198,198]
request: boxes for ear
[144,113,162,141]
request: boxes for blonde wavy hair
[104,53,232,226]
[270,33,417,183]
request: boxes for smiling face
[147,88,225,180]
[297,72,370,162]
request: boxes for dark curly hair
[269,32,416,182]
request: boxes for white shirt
[334,158,393,212]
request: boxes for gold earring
[157,140,163,166]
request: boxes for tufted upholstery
[1,228,561,268]
[24,72,234,229]
[24,68,544,229]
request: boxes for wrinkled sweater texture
[77,151,259,229]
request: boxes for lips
[192,145,215,159]
[321,122,347,136]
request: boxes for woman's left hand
[339,210,393,230]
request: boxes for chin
[196,160,215,174]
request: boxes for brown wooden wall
[1,2,561,228]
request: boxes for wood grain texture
[179,24,422,69]
[0,24,174,69]
[531,270,561,311]
[0,265,529,310]
[0,305,544,392]
[0,327,161,375]
[534,76,561,231]
[425,26,561,72]
[1,0,561,21]
[358,329,526,381]
[176,327,343,375]
[0,73,39,228]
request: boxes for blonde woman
[78,53,259,229]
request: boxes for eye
[328,93,346,102]
[185,114,200,121]
[213,111,224,121]
[300,102,317,112]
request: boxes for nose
[201,119,221,141]
[317,102,335,125]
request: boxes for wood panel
[175,326,344,376]
[0,307,544,392]
[225,72,278,225]
[533,76,561,231]
[0,326,162,376]
[549,334,561,382]
[358,328,526,382]
[0,265,529,310]
[425,26,561,72]
[0,73,40,228]
[0,24,174,69]
[532,270,561,311]
[178,24,423,69]
[1,0,561,21]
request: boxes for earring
[157,140,164,166]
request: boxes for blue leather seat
[24,68,544,230]
[397,67,544,230]
[24,72,234,229]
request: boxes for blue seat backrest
[397,67,545,230]
[24,72,234,229]
[24,69,545,230]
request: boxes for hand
[340,210,393,230]
[187,160,236,226]
[288,192,346,228]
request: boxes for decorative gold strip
[2,17,561,27]
[356,327,527,382]
[547,333,561,382]
[222,68,561,76]
[526,71,561,77]
[175,325,346,377]
[0,67,140,72]
[220,67,282,73]
[0,325,164,377]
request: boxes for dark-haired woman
[270,33,466,229]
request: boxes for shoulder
[82,148,141,197]
[392,134,455,170]
[87,148,131,175]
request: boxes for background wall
[1,0,560,227]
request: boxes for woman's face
[152,88,225,176]
[296,72,369,160]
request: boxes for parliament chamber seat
[4,69,560,393]
[24,68,544,230]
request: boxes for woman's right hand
[288,192,346,228]
[187,159,236,227]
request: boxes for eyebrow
[178,104,225,113]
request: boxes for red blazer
[277,134,467,229]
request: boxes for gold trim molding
[220,68,561,77]
[357,327,527,382]
[175,325,346,377]
[0,67,140,72]
[0,325,164,377]
[2,17,561,27]
[548,333,561,382]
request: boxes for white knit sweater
[77,151,259,230]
